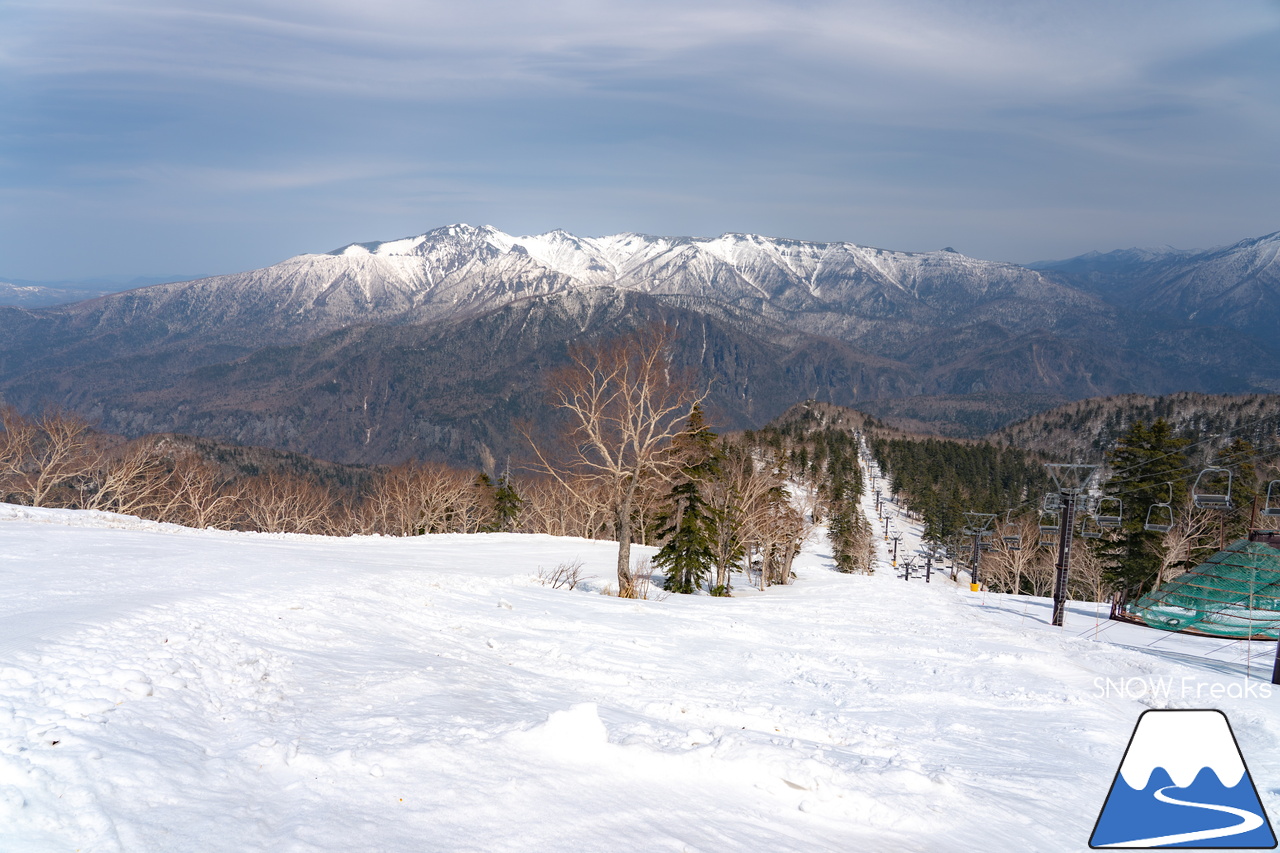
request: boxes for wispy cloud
[8,1,1273,101]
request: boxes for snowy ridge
[321,223,1058,315]
[0,501,191,534]
[4,222,1108,370]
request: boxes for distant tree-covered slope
[990,392,1280,463]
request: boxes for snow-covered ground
[3,482,1279,852]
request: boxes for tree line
[1093,418,1277,608]
[868,436,1051,544]
[868,415,1280,605]
[1,328,877,598]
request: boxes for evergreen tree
[1213,437,1259,540]
[654,406,720,594]
[488,475,523,532]
[1098,419,1190,600]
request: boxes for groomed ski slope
[2,475,1278,852]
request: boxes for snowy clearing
[2,494,1279,852]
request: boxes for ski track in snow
[2,488,1279,852]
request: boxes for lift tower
[1046,464,1097,627]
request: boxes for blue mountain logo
[1091,709,1276,848]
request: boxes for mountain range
[1,225,1277,467]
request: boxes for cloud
[2,0,1279,276]
[8,1,1274,104]
[76,160,427,193]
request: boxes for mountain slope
[990,391,1280,462]
[3,225,1280,464]
[1034,231,1280,347]
[1,289,920,466]
[0,224,1114,371]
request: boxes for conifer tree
[1213,437,1259,541]
[654,405,719,594]
[489,475,523,532]
[1098,419,1190,600]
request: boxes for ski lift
[1000,511,1022,551]
[1095,496,1122,528]
[1144,483,1174,533]
[1080,515,1103,539]
[1144,503,1173,533]
[1191,467,1233,510]
[1263,481,1280,518]
[1038,511,1060,548]
[1042,493,1062,512]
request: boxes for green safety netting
[1128,538,1280,640]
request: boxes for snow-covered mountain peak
[329,224,514,258]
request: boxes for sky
[2,0,1279,280]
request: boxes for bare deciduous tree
[0,407,37,501]
[1068,539,1108,603]
[85,441,170,517]
[732,453,811,589]
[983,514,1048,595]
[532,327,706,597]
[360,462,489,536]
[157,453,243,529]
[1,408,99,507]
[1150,504,1219,587]
[518,474,614,539]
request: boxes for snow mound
[509,703,611,761]
[0,502,183,533]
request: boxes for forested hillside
[744,402,877,575]
[992,392,1280,462]
[867,436,1050,544]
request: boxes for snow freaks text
[1093,676,1273,700]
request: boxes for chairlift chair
[1095,496,1122,528]
[1080,515,1103,539]
[1264,481,1280,518]
[1191,467,1233,510]
[1001,519,1022,550]
[1144,503,1174,533]
[1144,483,1174,533]
[999,510,1022,551]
